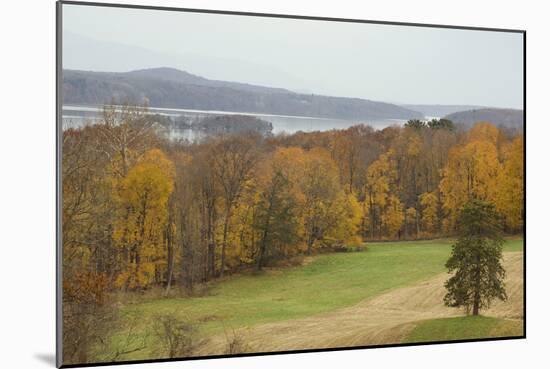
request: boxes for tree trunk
[257,222,270,270]
[472,298,480,316]
[472,254,481,316]
[220,208,231,277]
[165,226,174,295]
[369,194,375,240]
[208,242,215,279]
[415,208,420,239]
[206,201,216,279]
[306,232,315,255]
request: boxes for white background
[0,0,547,368]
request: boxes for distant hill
[62,68,423,121]
[125,68,291,94]
[402,104,485,118]
[443,108,524,130]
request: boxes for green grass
[103,238,523,361]
[404,316,524,343]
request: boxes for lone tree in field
[444,199,507,315]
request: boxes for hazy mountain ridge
[443,108,524,130]
[126,68,292,94]
[63,68,423,121]
[401,104,486,117]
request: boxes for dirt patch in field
[195,252,523,355]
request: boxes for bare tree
[153,314,198,358]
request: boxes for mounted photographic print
[56,1,525,367]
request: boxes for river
[62,104,410,140]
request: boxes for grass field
[404,316,524,343]
[102,238,523,361]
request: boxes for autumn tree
[419,191,439,234]
[393,128,424,238]
[439,123,502,232]
[329,126,377,194]
[363,150,404,239]
[324,192,362,245]
[62,127,115,278]
[298,148,339,253]
[170,151,205,291]
[444,199,507,315]
[382,195,405,238]
[421,127,457,193]
[63,270,114,364]
[496,135,524,231]
[209,135,259,276]
[113,149,175,289]
[364,152,391,238]
[253,161,299,269]
[189,149,219,279]
[404,207,417,238]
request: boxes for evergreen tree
[404,119,426,130]
[444,199,507,315]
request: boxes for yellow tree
[496,135,524,231]
[324,191,363,246]
[419,191,439,235]
[225,179,259,268]
[467,122,500,146]
[364,150,403,239]
[440,123,502,232]
[404,207,417,238]
[113,149,175,289]
[382,195,404,238]
[300,148,341,253]
[329,126,374,194]
[405,132,423,237]
[295,147,362,253]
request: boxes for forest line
[62,104,524,292]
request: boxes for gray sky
[62,4,524,109]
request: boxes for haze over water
[62,104,409,140]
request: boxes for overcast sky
[62,4,524,109]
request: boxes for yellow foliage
[365,151,394,208]
[113,149,175,289]
[407,134,422,157]
[440,132,501,232]
[419,191,438,234]
[468,122,500,145]
[364,151,402,238]
[405,207,417,226]
[326,192,363,243]
[495,136,524,230]
[382,195,404,238]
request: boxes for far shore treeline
[62,103,523,362]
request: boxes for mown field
[404,316,523,343]
[101,238,523,362]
